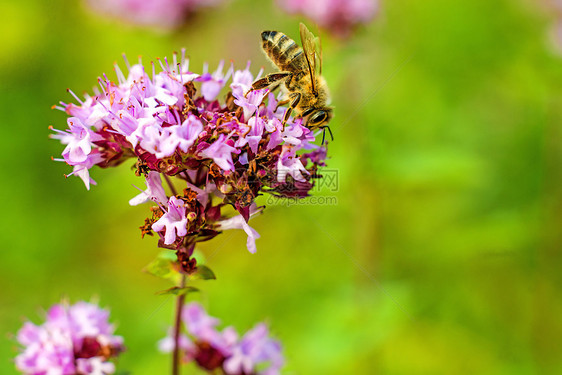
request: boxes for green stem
[164,174,178,196]
[172,274,187,375]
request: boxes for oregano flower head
[52,50,328,263]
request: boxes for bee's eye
[301,108,315,118]
[308,111,328,125]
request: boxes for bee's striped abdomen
[261,30,305,73]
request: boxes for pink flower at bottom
[159,303,284,374]
[224,324,284,375]
[15,301,124,375]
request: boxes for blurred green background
[2,0,562,373]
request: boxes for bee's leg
[269,81,283,93]
[282,92,301,130]
[249,78,272,91]
[263,72,292,86]
[274,98,290,112]
[246,72,292,97]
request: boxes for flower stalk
[172,274,187,375]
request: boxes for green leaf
[157,286,200,296]
[189,264,217,281]
[143,251,181,284]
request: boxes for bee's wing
[299,23,319,94]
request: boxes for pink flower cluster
[15,302,124,375]
[277,0,378,37]
[86,0,226,30]
[52,51,328,257]
[159,303,283,375]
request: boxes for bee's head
[304,108,333,130]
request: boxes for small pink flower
[198,61,233,101]
[224,323,283,375]
[234,88,268,122]
[59,151,104,190]
[76,357,116,375]
[57,117,102,165]
[171,114,204,153]
[236,116,265,154]
[277,147,309,183]
[139,124,178,159]
[182,303,220,334]
[157,332,195,356]
[217,205,262,254]
[129,171,168,206]
[230,61,263,98]
[199,134,240,171]
[152,196,188,245]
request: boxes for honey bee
[250,23,333,142]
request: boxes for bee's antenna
[321,126,334,145]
